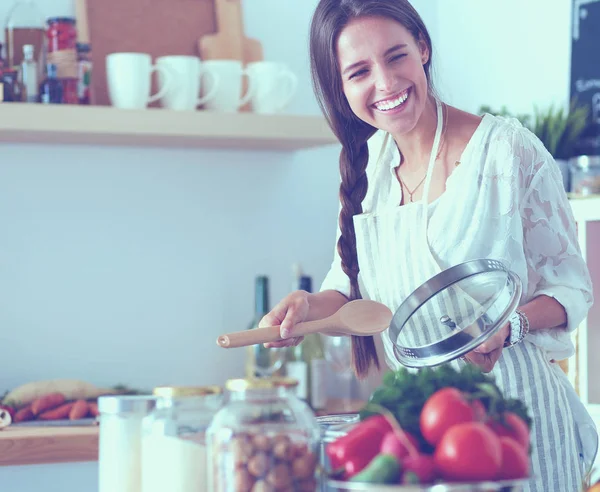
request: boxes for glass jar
[141,386,223,492]
[207,377,321,492]
[569,155,600,196]
[98,395,157,492]
[46,17,77,53]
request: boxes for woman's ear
[418,37,430,65]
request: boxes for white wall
[0,0,576,490]
[433,0,572,115]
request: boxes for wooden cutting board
[198,0,263,64]
[84,0,217,106]
[198,0,263,111]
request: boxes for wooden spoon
[217,300,392,348]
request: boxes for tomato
[326,415,393,473]
[497,437,529,480]
[420,388,478,446]
[402,453,437,484]
[487,412,530,451]
[471,399,487,421]
[434,422,502,482]
[380,430,420,462]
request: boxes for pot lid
[389,259,522,368]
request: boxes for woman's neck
[392,96,440,171]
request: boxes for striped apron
[352,100,595,491]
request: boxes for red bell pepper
[326,414,393,476]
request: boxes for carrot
[14,404,34,423]
[38,402,75,420]
[31,392,66,415]
[88,402,99,417]
[69,400,88,420]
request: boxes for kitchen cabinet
[568,196,600,435]
[0,103,338,151]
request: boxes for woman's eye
[389,54,406,62]
[349,69,368,80]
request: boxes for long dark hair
[309,0,434,378]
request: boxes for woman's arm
[518,294,567,332]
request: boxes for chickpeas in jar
[207,377,322,492]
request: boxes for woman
[259,0,597,489]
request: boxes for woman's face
[336,15,430,136]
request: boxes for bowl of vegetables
[324,365,531,491]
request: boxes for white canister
[98,395,157,492]
[141,386,223,492]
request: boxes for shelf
[0,399,363,467]
[0,425,98,467]
[0,103,338,151]
[569,196,600,223]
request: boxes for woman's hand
[261,290,311,348]
[463,323,510,373]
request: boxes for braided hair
[309,0,435,377]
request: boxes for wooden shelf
[0,425,98,467]
[0,103,338,151]
[570,196,600,223]
[0,399,363,467]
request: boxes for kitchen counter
[0,398,365,467]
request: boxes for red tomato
[434,422,502,482]
[420,388,478,446]
[487,412,530,451]
[380,430,420,462]
[402,453,437,484]
[497,437,530,480]
[471,399,487,421]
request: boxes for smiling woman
[255,1,598,491]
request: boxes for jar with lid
[141,386,223,492]
[98,395,157,492]
[46,17,77,53]
[207,377,321,492]
[569,155,600,196]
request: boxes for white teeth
[375,90,409,111]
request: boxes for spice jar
[141,386,223,492]
[207,377,321,492]
[46,17,77,52]
[98,395,157,492]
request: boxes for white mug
[200,60,255,112]
[247,61,298,114]
[106,52,171,110]
[155,55,220,111]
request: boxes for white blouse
[320,114,594,362]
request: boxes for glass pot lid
[389,259,522,368]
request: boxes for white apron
[352,100,597,491]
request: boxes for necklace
[398,103,448,203]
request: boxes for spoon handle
[217,325,285,348]
[217,319,330,348]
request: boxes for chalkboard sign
[571,0,600,124]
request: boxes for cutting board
[199,0,263,111]
[85,0,217,106]
[198,0,263,63]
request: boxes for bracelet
[504,309,529,348]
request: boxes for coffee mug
[106,52,171,109]
[200,60,255,112]
[156,55,220,111]
[247,61,298,114]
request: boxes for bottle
[245,276,285,378]
[76,42,92,104]
[20,44,37,102]
[39,63,63,103]
[286,272,328,411]
[5,0,45,69]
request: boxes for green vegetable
[349,454,401,484]
[359,365,532,453]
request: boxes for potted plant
[479,101,589,191]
